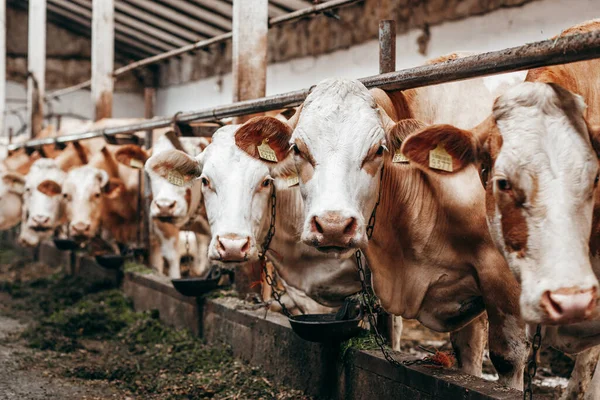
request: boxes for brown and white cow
[400,21,600,397]
[115,134,211,279]
[220,73,528,387]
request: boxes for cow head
[402,82,600,324]
[0,171,25,230]
[288,79,392,256]
[18,159,66,246]
[62,166,122,241]
[147,119,293,264]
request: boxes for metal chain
[183,231,191,266]
[259,186,293,318]
[523,324,542,400]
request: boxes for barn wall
[155,0,598,116]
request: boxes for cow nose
[156,199,176,213]
[540,287,597,323]
[32,215,50,225]
[71,222,91,235]
[216,235,250,262]
[311,213,357,244]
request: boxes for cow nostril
[241,238,250,255]
[216,236,225,253]
[312,217,324,234]
[168,201,176,209]
[343,217,357,235]
[544,291,563,314]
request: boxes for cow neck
[259,185,303,258]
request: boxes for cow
[399,20,600,398]
[17,159,66,247]
[197,72,528,387]
[0,171,25,230]
[115,134,211,279]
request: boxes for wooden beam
[0,0,5,135]
[232,0,268,123]
[27,0,46,138]
[92,0,114,120]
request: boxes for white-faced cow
[221,72,528,387]
[115,134,211,279]
[17,159,66,247]
[400,20,600,397]
[0,171,25,230]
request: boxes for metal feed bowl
[171,276,222,297]
[52,238,80,251]
[288,311,366,343]
[95,254,126,269]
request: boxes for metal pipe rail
[45,0,363,101]
[10,29,600,151]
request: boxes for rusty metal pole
[26,0,46,138]
[379,20,396,74]
[142,72,156,263]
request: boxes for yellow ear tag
[392,148,409,163]
[257,139,278,163]
[429,144,453,172]
[130,158,144,169]
[167,170,185,187]
[286,173,299,188]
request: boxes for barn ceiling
[7,0,318,61]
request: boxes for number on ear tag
[167,170,185,187]
[257,139,278,162]
[130,158,144,169]
[429,144,453,172]
[392,149,409,163]
[286,173,299,187]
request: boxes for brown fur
[235,116,293,163]
[386,118,427,157]
[114,145,149,167]
[37,180,62,197]
[148,150,200,182]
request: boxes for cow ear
[2,172,26,195]
[401,124,478,173]
[385,118,428,158]
[37,180,62,197]
[145,149,202,185]
[104,178,124,199]
[115,145,149,169]
[235,116,292,163]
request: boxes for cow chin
[301,232,367,258]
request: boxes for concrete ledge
[123,271,523,400]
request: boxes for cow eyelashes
[291,143,300,156]
[375,145,387,156]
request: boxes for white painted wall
[156,0,600,116]
[5,81,144,136]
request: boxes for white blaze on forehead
[489,82,599,321]
[63,166,108,234]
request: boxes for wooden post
[142,81,155,261]
[232,0,268,296]
[26,0,46,138]
[0,0,5,135]
[232,0,268,124]
[91,0,114,120]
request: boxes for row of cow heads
[145,79,403,266]
[401,82,600,325]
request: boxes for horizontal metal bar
[51,0,363,94]
[12,30,600,151]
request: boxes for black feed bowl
[53,238,80,251]
[171,276,221,297]
[95,254,126,270]
[288,313,366,343]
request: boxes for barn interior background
[1,1,600,399]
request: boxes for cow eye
[201,177,210,187]
[94,192,101,199]
[375,145,387,156]
[496,178,512,192]
[261,178,271,188]
[291,144,301,156]
[595,173,599,187]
